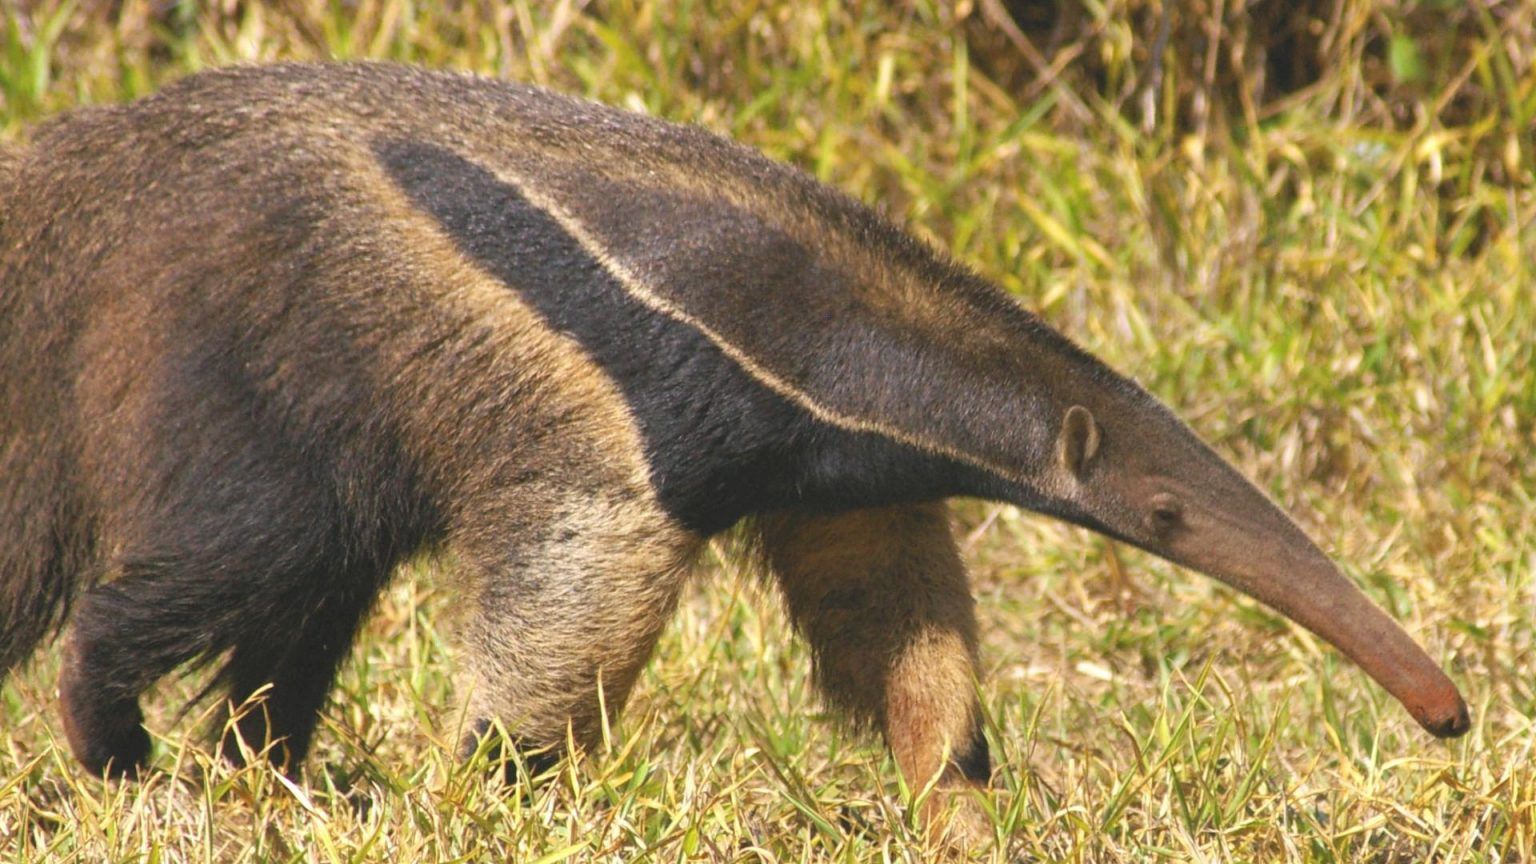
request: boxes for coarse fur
[0,62,1466,844]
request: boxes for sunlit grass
[1,1,1532,860]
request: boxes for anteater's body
[0,63,1465,841]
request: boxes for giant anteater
[0,62,1468,842]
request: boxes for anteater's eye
[1148,494,1183,533]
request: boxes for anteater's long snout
[1416,681,1472,738]
[1324,578,1470,738]
[1224,545,1470,738]
[1304,572,1470,739]
[1322,580,1470,738]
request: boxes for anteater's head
[1034,382,1469,739]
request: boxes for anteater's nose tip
[1419,694,1471,739]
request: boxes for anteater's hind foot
[58,626,152,778]
[216,588,383,775]
[213,578,384,774]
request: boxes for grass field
[2,2,1533,861]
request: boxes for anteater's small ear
[1058,405,1101,478]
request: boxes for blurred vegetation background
[1,1,1533,861]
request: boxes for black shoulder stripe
[498,162,1055,482]
[374,140,1006,532]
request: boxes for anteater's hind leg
[453,493,698,781]
[218,571,386,772]
[59,554,394,777]
[58,561,234,778]
[755,502,990,843]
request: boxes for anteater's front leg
[755,502,991,845]
[453,492,700,779]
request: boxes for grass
[1,1,1533,860]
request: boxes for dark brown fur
[0,63,1465,845]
